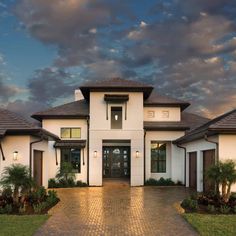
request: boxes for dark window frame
[61,148,81,173]
[61,127,81,139]
[151,142,167,173]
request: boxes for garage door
[189,152,197,190]
[203,149,215,193]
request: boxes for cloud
[14,0,133,67]
[9,0,236,119]
[28,67,76,105]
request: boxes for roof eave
[32,114,89,122]
[144,127,189,131]
[80,86,153,100]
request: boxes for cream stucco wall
[89,92,144,186]
[42,119,88,183]
[219,134,236,192]
[0,135,51,188]
[145,131,185,183]
[144,107,181,122]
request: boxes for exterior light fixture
[13,151,18,161]
[136,151,139,158]
[115,114,118,121]
[94,151,97,158]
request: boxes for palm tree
[0,164,34,204]
[207,159,236,203]
[56,162,75,183]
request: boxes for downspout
[29,133,43,177]
[55,147,58,166]
[0,141,5,161]
[143,130,146,185]
[86,117,90,186]
[176,144,186,185]
[204,134,219,163]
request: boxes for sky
[0,0,235,119]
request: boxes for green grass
[184,213,236,236]
[0,215,49,236]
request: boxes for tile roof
[0,109,36,130]
[174,108,236,144]
[32,99,89,121]
[0,109,58,139]
[79,77,154,100]
[80,77,152,88]
[144,112,209,131]
[144,91,190,111]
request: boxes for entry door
[203,149,215,192]
[103,147,130,178]
[189,152,197,190]
[33,150,43,186]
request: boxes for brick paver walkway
[35,181,197,236]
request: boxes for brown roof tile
[144,91,190,111]
[174,108,236,144]
[79,77,153,100]
[144,112,209,131]
[0,109,58,139]
[32,99,89,121]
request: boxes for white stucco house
[0,78,235,191]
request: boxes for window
[111,107,122,129]
[61,128,81,139]
[151,142,166,173]
[61,148,81,173]
[147,111,155,118]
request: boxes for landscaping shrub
[145,177,175,186]
[220,205,231,214]
[46,190,58,206]
[233,206,236,214]
[207,204,216,213]
[48,178,57,188]
[48,178,87,188]
[181,197,198,212]
[0,165,60,215]
[76,181,88,187]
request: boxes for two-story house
[32,78,209,186]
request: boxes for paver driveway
[35,181,197,236]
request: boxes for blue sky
[0,0,235,118]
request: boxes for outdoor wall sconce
[136,151,139,158]
[13,151,18,161]
[94,151,97,158]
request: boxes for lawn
[184,213,236,236]
[0,215,49,236]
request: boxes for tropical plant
[56,162,75,184]
[207,160,236,203]
[0,164,34,204]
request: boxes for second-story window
[111,107,122,129]
[61,128,81,139]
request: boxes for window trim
[150,141,167,173]
[61,127,81,139]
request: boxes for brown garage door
[189,152,197,190]
[33,150,43,186]
[203,149,215,193]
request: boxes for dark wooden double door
[103,147,130,178]
[189,150,215,192]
